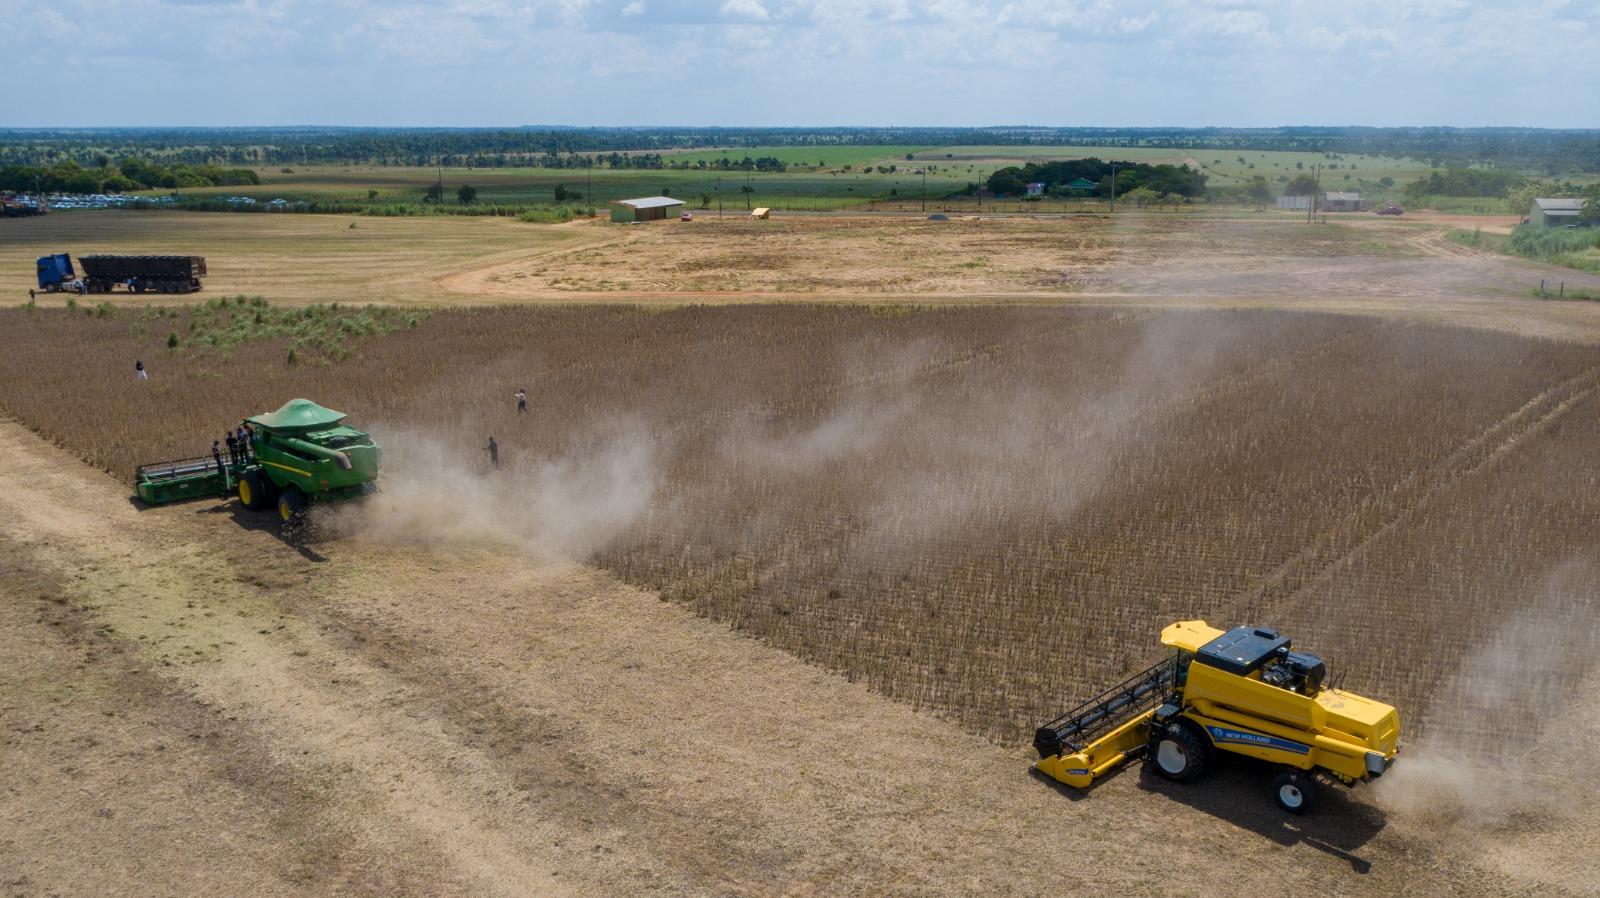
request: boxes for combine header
[136,399,379,522]
[1034,621,1400,813]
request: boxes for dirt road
[4,418,1593,897]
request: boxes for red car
[681,212,694,221]
[1376,204,1404,216]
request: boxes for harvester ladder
[1034,657,1176,758]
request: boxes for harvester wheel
[1151,719,1211,783]
[238,470,276,511]
[278,486,308,523]
[1272,770,1312,814]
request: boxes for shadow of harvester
[1134,755,1386,874]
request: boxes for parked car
[681,212,694,221]
[1376,204,1404,216]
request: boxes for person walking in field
[485,435,500,468]
[135,359,147,381]
[516,388,528,414]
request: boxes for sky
[4,0,1597,128]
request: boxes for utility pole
[920,168,927,212]
[1109,163,1117,214]
[1308,164,1320,224]
[586,162,592,211]
[717,177,722,219]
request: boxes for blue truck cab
[36,253,76,291]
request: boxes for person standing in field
[485,436,499,468]
[516,388,528,414]
[135,359,147,381]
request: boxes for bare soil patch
[435,214,1600,341]
[441,214,1599,301]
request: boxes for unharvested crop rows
[2,304,1596,744]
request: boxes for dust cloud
[1375,559,1600,829]
[327,312,1248,576]
[714,312,1244,565]
[326,421,667,561]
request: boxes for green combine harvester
[135,399,380,522]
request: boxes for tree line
[0,157,258,194]
[985,158,1208,198]
[1,126,1595,174]
[1401,167,1524,199]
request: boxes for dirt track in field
[4,417,1599,898]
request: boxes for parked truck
[35,252,206,294]
[2,195,44,217]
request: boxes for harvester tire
[278,486,308,523]
[1151,719,1211,783]
[1272,770,1312,814]
[239,471,276,511]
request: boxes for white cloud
[720,0,770,20]
[0,0,1595,125]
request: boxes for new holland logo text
[1206,726,1310,755]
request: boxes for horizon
[2,124,1599,133]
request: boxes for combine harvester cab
[1034,620,1400,813]
[135,399,380,524]
[237,399,380,522]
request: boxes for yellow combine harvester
[1033,621,1400,813]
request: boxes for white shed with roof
[610,195,687,222]
[1530,197,1587,228]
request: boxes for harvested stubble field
[0,210,589,305]
[5,301,1600,895]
